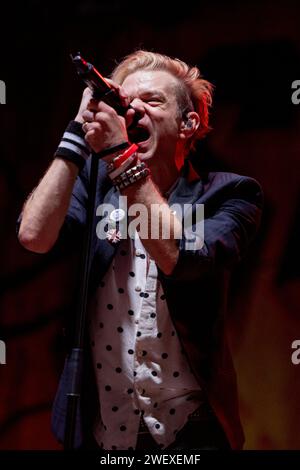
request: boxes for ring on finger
[82,121,90,132]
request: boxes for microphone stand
[63,52,130,449]
[63,152,99,450]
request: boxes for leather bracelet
[112,162,150,190]
[97,141,129,158]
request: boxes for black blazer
[50,158,263,449]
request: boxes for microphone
[70,52,130,116]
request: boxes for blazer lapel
[168,161,204,211]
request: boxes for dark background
[0,0,300,449]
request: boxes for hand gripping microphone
[70,52,130,116]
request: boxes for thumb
[125,108,136,129]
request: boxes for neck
[148,163,180,197]
[149,145,186,196]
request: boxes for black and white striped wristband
[54,120,91,171]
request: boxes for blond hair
[111,50,213,149]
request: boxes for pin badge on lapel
[110,209,126,222]
[105,208,126,244]
[106,228,122,243]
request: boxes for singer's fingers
[93,100,120,116]
[84,129,98,149]
[84,128,95,139]
[83,87,92,98]
[87,98,99,112]
[82,110,95,123]
[81,87,93,107]
[125,107,136,128]
[87,98,119,115]
[105,78,130,108]
[86,85,129,111]
[82,121,100,134]
[84,124,126,155]
[75,87,94,124]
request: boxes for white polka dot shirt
[89,231,203,450]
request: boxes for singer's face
[122,70,184,169]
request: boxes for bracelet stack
[107,143,138,178]
[106,143,150,190]
[112,162,151,190]
[54,121,151,190]
[54,120,130,171]
[107,144,138,172]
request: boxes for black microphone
[70,52,131,116]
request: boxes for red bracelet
[113,143,138,169]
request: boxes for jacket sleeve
[159,176,263,282]
[60,158,111,243]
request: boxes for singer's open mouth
[128,126,150,145]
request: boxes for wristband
[108,154,137,180]
[107,143,139,174]
[54,121,90,170]
[112,143,138,168]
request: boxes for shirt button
[135,319,139,325]
[135,285,142,292]
[135,249,142,257]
